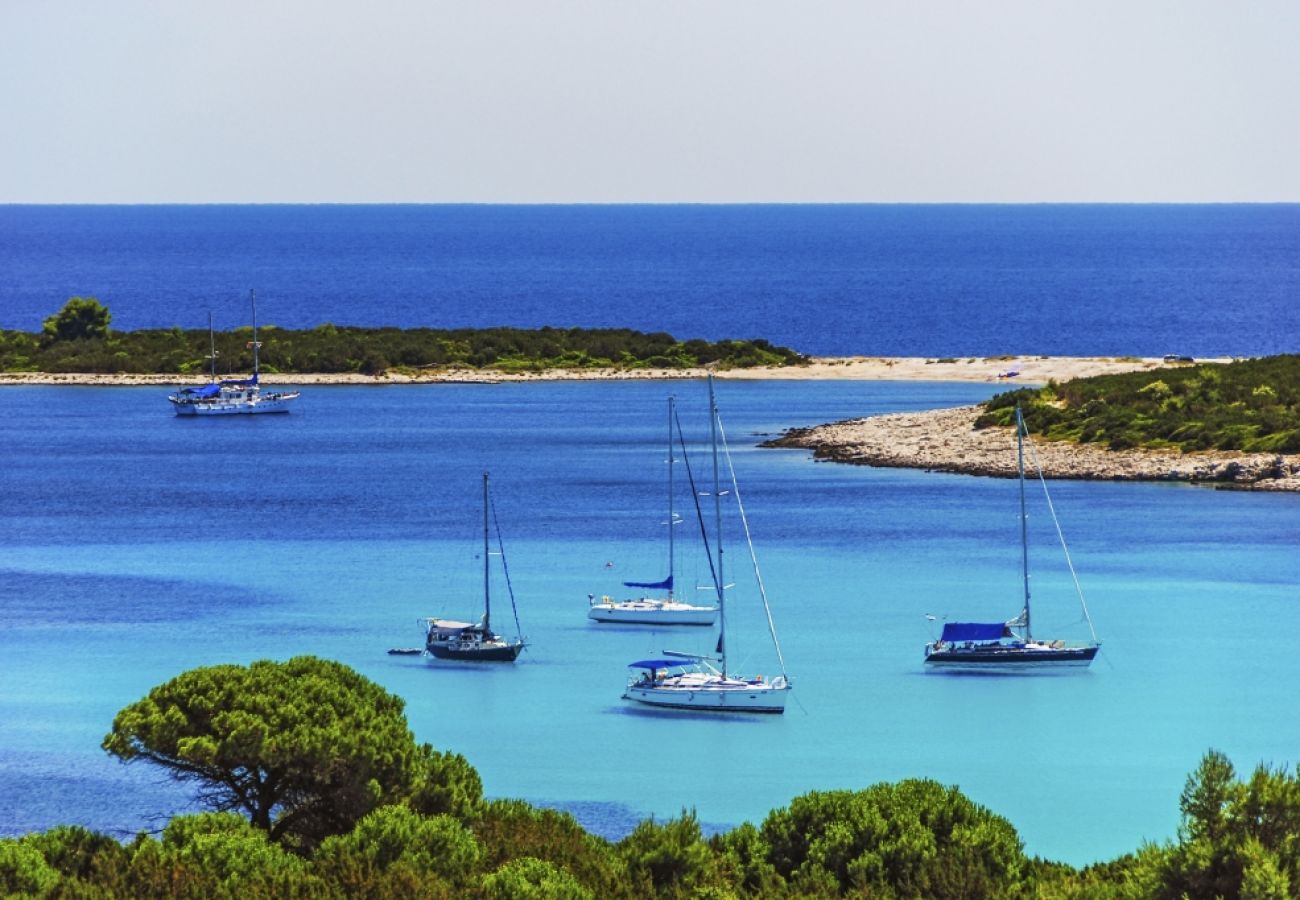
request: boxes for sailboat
[421,472,527,663]
[588,396,718,627]
[622,377,792,713]
[168,290,301,416]
[924,405,1101,671]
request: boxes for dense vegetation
[4,657,1299,898]
[976,355,1300,453]
[0,298,807,375]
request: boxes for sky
[2,1,1298,203]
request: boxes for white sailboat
[421,472,527,663]
[924,405,1101,672]
[168,290,300,416]
[588,396,718,627]
[622,377,792,713]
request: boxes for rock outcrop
[764,405,1300,491]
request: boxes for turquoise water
[2,380,1298,865]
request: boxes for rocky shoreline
[763,405,1300,492]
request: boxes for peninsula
[766,355,1300,492]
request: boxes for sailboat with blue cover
[924,405,1100,672]
[588,396,718,627]
[622,377,791,713]
[168,290,300,416]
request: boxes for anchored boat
[622,377,791,713]
[588,396,717,627]
[421,472,527,663]
[168,290,300,416]
[924,405,1101,672]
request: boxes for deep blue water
[2,380,1298,866]
[3,204,1299,357]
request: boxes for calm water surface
[2,379,1297,865]
[3,204,1299,357]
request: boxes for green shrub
[979,355,1300,453]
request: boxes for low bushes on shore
[0,298,807,376]
[977,354,1300,454]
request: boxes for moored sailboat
[422,472,527,663]
[588,396,718,627]
[924,405,1100,672]
[168,290,300,416]
[622,377,791,713]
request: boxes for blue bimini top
[940,622,1011,642]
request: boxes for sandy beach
[0,354,1217,386]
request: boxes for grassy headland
[976,354,1300,454]
[764,355,1300,489]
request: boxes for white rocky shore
[764,404,1300,492]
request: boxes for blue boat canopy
[178,383,221,399]
[627,659,687,669]
[940,622,1011,642]
[220,375,258,387]
[623,575,673,590]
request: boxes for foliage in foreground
[0,297,807,375]
[7,657,1300,898]
[976,355,1300,453]
[6,747,1299,898]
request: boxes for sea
[1,205,1299,867]
[3,204,1300,357]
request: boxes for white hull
[588,599,716,626]
[623,673,789,713]
[171,392,300,416]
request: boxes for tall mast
[708,376,726,674]
[667,395,676,600]
[249,289,261,380]
[206,311,217,382]
[1016,405,1032,641]
[482,471,491,632]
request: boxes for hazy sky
[3,1,1298,202]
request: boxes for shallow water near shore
[2,379,1298,865]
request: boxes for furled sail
[622,575,673,590]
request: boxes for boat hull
[924,644,1098,672]
[427,641,524,662]
[170,394,299,416]
[588,602,716,626]
[623,677,789,713]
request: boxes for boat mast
[708,376,727,674]
[667,395,676,600]
[206,311,217,382]
[1016,405,1032,641]
[249,289,261,381]
[482,471,491,633]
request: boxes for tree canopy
[5,658,1292,897]
[41,296,112,343]
[4,299,807,375]
[101,656,432,850]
